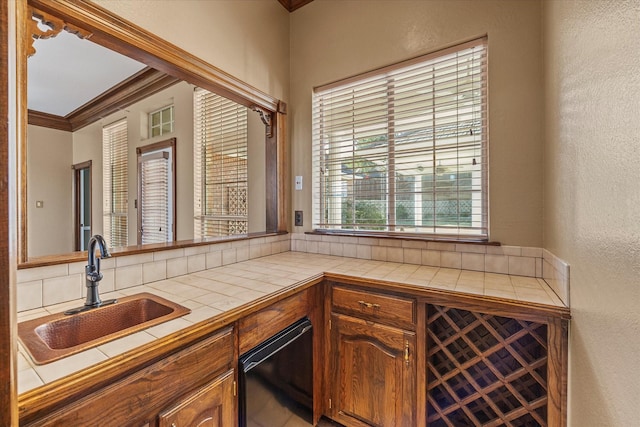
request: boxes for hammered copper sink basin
[18,293,191,365]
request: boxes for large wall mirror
[20,1,286,264]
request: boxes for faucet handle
[87,270,103,282]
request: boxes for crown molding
[28,67,180,132]
[27,110,72,131]
[277,0,314,13]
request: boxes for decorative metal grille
[427,305,548,426]
[228,187,247,215]
[228,220,247,234]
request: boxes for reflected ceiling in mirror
[28,29,146,116]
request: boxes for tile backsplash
[542,248,571,306]
[16,233,570,311]
[16,235,290,312]
[290,233,570,306]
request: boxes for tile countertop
[17,251,566,395]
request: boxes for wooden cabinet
[21,327,235,427]
[328,284,417,427]
[159,369,235,427]
[326,280,569,427]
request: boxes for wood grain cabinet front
[325,280,569,427]
[328,284,418,427]
[21,327,235,427]
[158,369,235,427]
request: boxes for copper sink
[18,293,191,365]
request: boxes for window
[312,38,488,239]
[149,105,174,138]
[193,88,248,237]
[102,119,128,248]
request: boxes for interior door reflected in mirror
[26,24,266,259]
[72,160,92,252]
[137,139,175,245]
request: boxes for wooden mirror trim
[1,0,23,425]
[21,0,288,265]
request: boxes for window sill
[306,230,499,246]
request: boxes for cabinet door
[330,313,415,427]
[159,369,235,427]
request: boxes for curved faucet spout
[88,234,111,270]
[84,235,114,309]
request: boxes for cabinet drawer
[332,285,416,329]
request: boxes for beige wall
[543,1,640,425]
[290,0,544,246]
[94,0,290,103]
[26,125,74,257]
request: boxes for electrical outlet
[294,210,303,226]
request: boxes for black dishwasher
[239,317,314,427]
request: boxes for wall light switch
[36,201,44,208]
[295,176,303,190]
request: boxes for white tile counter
[17,251,566,394]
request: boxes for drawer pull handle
[357,300,381,310]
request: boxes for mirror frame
[20,0,288,266]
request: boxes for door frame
[136,138,176,245]
[72,160,92,251]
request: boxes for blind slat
[102,120,128,248]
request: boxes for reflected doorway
[136,138,176,245]
[73,160,92,251]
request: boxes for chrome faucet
[65,234,117,315]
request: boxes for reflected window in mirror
[193,88,248,237]
[149,105,174,138]
[102,119,129,248]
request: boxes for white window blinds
[193,88,248,238]
[102,119,128,248]
[139,150,171,244]
[312,38,488,239]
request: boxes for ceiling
[28,30,146,117]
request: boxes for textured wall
[290,0,544,246]
[94,0,290,102]
[26,125,74,256]
[543,1,640,424]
